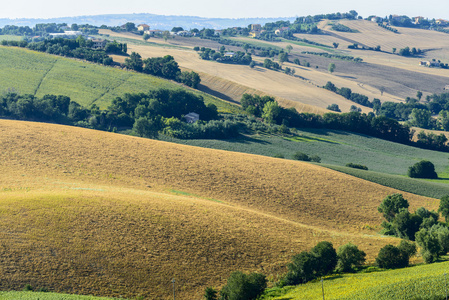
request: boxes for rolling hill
[100,22,449,113]
[0,46,239,114]
[0,119,438,299]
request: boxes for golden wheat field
[0,119,439,299]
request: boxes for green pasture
[0,46,240,113]
[265,260,449,300]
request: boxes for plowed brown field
[0,120,438,299]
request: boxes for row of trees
[240,93,412,144]
[196,47,252,65]
[2,38,113,65]
[0,89,243,140]
[124,52,201,88]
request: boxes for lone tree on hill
[328,63,336,74]
[407,160,438,179]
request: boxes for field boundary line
[89,73,133,106]
[33,58,57,96]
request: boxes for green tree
[124,52,143,72]
[407,160,438,179]
[284,251,317,285]
[133,117,159,138]
[162,30,171,42]
[378,193,409,222]
[204,287,218,300]
[310,241,337,277]
[278,52,289,64]
[416,226,442,263]
[392,47,396,54]
[417,91,423,101]
[335,243,366,273]
[333,42,339,48]
[143,33,150,41]
[408,108,431,128]
[262,101,281,124]
[220,271,267,300]
[124,22,136,32]
[439,195,449,223]
[328,63,336,74]
[285,44,293,53]
[376,244,408,269]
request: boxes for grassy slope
[269,260,449,300]
[0,46,240,113]
[0,119,438,299]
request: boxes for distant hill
[0,13,296,30]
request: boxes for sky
[1,0,448,20]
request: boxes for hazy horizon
[2,0,449,21]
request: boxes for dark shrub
[346,163,368,170]
[408,160,438,179]
[293,152,310,161]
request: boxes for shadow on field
[197,84,240,104]
[229,135,271,144]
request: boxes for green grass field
[0,35,23,41]
[0,291,118,299]
[265,260,449,300]
[0,46,240,113]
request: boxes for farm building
[184,112,200,123]
[444,85,449,91]
[91,39,107,50]
[138,24,150,31]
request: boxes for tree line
[0,89,245,140]
[240,93,412,145]
[1,37,201,89]
[196,46,252,65]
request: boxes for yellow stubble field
[0,119,438,299]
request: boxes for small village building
[414,16,424,24]
[147,29,163,35]
[184,112,199,123]
[49,31,83,38]
[91,39,107,50]
[444,85,449,91]
[138,24,150,31]
[436,19,448,25]
[251,24,262,31]
[275,27,290,35]
[224,52,235,57]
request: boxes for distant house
[49,31,82,38]
[419,61,430,66]
[250,24,262,31]
[275,27,290,35]
[138,24,150,31]
[214,30,223,36]
[414,16,424,24]
[224,52,235,57]
[249,31,260,38]
[91,39,107,50]
[184,112,199,123]
[444,85,449,91]
[177,30,193,37]
[371,16,382,22]
[147,29,163,35]
[436,19,448,25]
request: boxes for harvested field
[0,119,438,299]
